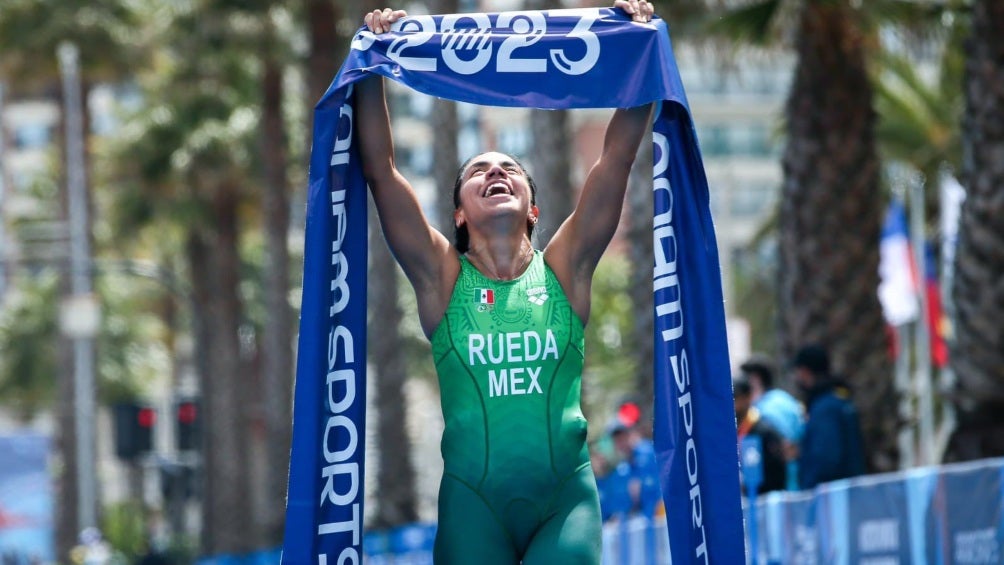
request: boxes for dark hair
[732,376,752,398]
[740,354,776,389]
[792,344,831,377]
[451,153,538,253]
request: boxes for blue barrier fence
[200,457,1004,564]
[748,457,1004,565]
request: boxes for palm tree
[705,0,952,473]
[254,1,295,544]
[0,0,142,556]
[305,0,349,125]
[107,0,268,553]
[524,0,574,248]
[627,141,655,429]
[945,0,1004,461]
[345,0,421,528]
[366,210,421,528]
[874,20,964,216]
[779,0,896,473]
[432,0,460,238]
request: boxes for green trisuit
[429,251,601,564]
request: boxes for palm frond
[705,0,784,46]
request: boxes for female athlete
[359,2,654,562]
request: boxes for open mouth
[483,182,512,197]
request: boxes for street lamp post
[58,41,100,533]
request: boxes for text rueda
[352,9,603,76]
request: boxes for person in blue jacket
[740,354,804,490]
[791,344,866,489]
[610,414,662,517]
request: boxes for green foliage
[0,273,60,421]
[0,0,144,90]
[102,500,147,560]
[706,0,784,46]
[0,267,172,419]
[874,12,964,177]
[582,255,641,423]
[395,273,438,384]
[94,270,174,405]
[731,239,780,358]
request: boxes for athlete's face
[455,152,538,232]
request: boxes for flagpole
[909,176,934,465]
[894,324,915,469]
[58,41,99,533]
[933,172,962,463]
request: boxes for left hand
[613,0,654,23]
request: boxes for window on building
[730,181,777,218]
[13,123,52,149]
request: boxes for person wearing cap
[609,404,662,518]
[791,344,867,489]
[739,354,804,490]
[733,375,788,494]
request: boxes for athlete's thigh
[521,466,602,565]
[434,474,518,565]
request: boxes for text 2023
[375,10,602,76]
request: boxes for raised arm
[356,9,458,335]
[544,102,654,322]
[543,0,655,323]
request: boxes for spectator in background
[590,440,632,522]
[791,344,867,489]
[740,354,804,490]
[610,403,662,518]
[733,376,788,494]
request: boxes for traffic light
[176,398,200,452]
[160,461,198,501]
[113,402,155,460]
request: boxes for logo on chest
[526,285,548,306]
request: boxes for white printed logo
[351,30,377,52]
[526,286,548,306]
[385,9,601,76]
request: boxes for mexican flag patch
[475,288,494,305]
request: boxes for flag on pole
[878,199,920,327]
[924,243,949,368]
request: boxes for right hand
[365,8,408,34]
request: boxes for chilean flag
[924,242,949,368]
[878,199,920,327]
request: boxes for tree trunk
[945,0,1004,462]
[524,0,574,248]
[259,22,293,545]
[528,108,575,248]
[367,207,419,528]
[364,0,420,524]
[188,179,253,555]
[306,0,346,125]
[432,0,460,236]
[777,2,897,473]
[628,137,654,432]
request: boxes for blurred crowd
[590,401,664,522]
[734,344,866,495]
[591,342,868,520]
